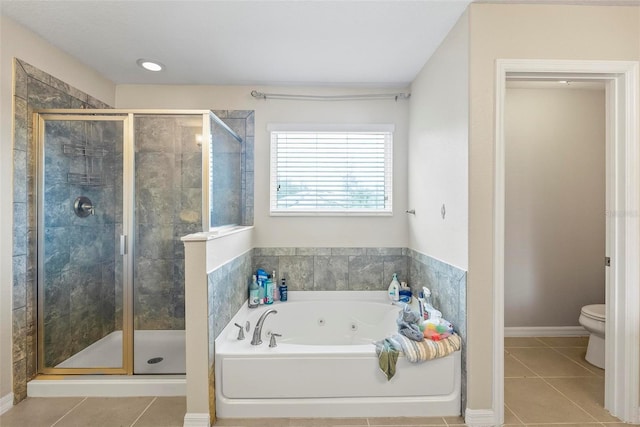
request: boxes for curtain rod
[250,90,410,102]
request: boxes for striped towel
[393,333,461,363]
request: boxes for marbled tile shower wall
[134,116,203,330]
[42,120,122,367]
[12,59,111,402]
[210,110,254,227]
[252,247,409,290]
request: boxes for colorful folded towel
[374,333,461,381]
[393,333,461,363]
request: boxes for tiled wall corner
[407,248,467,412]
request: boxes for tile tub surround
[207,249,254,422]
[250,248,465,337]
[407,249,467,413]
[12,59,111,403]
[250,247,467,415]
[252,247,409,292]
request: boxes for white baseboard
[465,408,498,426]
[183,412,210,427]
[0,393,14,415]
[504,326,588,337]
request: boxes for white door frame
[494,59,639,425]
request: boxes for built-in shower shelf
[63,144,107,158]
[67,173,103,186]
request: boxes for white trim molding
[504,326,588,337]
[182,412,210,427]
[0,393,13,415]
[27,377,185,397]
[464,408,497,427]
[495,59,640,425]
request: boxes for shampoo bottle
[388,273,400,302]
[257,269,268,304]
[279,278,288,302]
[265,274,274,304]
[248,275,259,308]
[399,281,412,303]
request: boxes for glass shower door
[37,114,131,374]
[131,114,204,374]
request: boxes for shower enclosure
[35,110,243,375]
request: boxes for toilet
[578,304,606,369]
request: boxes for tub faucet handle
[233,323,245,340]
[269,333,282,348]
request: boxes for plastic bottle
[388,273,400,302]
[257,269,268,304]
[248,275,260,308]
[265,273,275,304]
[399,281,412,303]
[272,277,279,301]
[417,291,426,319]
[279,278,288,302]
[422,287,442,320]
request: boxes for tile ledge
[182,226,253,242]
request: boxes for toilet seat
[581,304,605,321]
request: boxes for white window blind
[270,127,393,215]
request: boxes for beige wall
[0,15,115,400]
[408,11,468,269]
[505,86,605,327]
[116,86,410,248]
[468,3,640,411]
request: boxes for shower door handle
[120,235,127,256]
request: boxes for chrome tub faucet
[251,308,278,345]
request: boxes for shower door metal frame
[35,109,213,376]
[35,112,134,375]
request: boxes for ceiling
[1,0,472,87]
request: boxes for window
[269,124,393,215]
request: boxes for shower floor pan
[55,329,185,374]
[28,330,186,397]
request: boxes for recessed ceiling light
[136,59,164,72]
[558,80,569,84]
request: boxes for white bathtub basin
[214,291,461,418]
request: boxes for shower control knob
[269,333,282,348]
[74,196,95,217]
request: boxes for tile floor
[0,337,633,427]
[504,336,626,427]
[0,396,186,427]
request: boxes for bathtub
[214,291,461,418]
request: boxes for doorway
[503,80,608,423]
[493,60,640,425]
